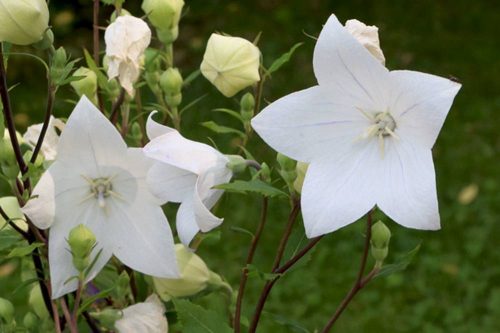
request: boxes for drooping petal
[389,70,461,149]
[176,198,200,247]
[313,14,390,110]
[147,162,197,203]
[146,112,175,140]
[56,96,127,176]
[252,85,366,162]
[302,140,381,238]
[377,140,440,230]
[109,198,179,278]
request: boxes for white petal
[192,176,223,233]
[109,199,179,278]
[377,140,440,230]
[176,199,200,247]
[251,86,366,162]
[313,14,390,110]
[147,162,197,203]
[56,96,127,176]
[146,112,176,140]
[115,294,168,333]
[389,70,461,149]
[22,171,56,229]
[144,130,226,175]
[302,140,381,237]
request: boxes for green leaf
[246,264,281,281]
[375,244,421,278]
[83,49,109,91]
[212,108,244,123]
[6,242,44,258]
[201,121,245,138]
[180,94,207,115]
[173,299,232,333]
[230,226,254,238]
[266,42,303,76]
[183,69,201,86]
[215,179,288,198]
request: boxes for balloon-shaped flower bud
[226,155,247,174]
[0,297,14,324]
[370,220,391,267]
[70,67,98,105]
[28,285,49,319]
[293,162,309,194]
[345,19,385,64]
[68,224,96,273]
[142,0,184,44]
[0,0,50,46]
[240,93,255,123]
[105,16,152,96]
[23,312,38,331]
[160,67,183,107]
[200,34,260,98]
[153,244,210,301]
[0,130,22,166]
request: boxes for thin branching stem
[93,0,104,112]
[234,197,269,332]
[30,81,55,166]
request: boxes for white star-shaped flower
[22,97,180,299]
[114,294,169,333]
[143,113,233,247]
[105,15,151,96]
[251,14,461,237]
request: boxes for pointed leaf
[215,179,287,198]
[375,244,421,278]
[173,299,232,333]
[266,43,303,76]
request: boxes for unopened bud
[70,67,98,105]
[293,162,309,194]
[240,93,255,122]
[91,308,123,329]
[0,297,14,324]
[277,153,296,172]
[0,0,50,46]
[259,163,271,183]
[23,312,38,330]
[226,155,247,174]
[370,221,391,266]
[160,68,183,94]
[68,224,96,272]
[33,29,54,51]
[0,130,23,166]
[28,285,49,319]
[142,0,184,43]
[153,244,211,301]
[50,47,69,83]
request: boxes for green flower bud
[0,297,14,324]
[160,68,183,95]
[370,221,391,267]
[90,308,123,329]
[0,130,23,166]
[226,155,247,174]
[23,312,38,330]
[0,197,27,231]
[50,47,69,83]
[153,244,211,301]
[142,0,184,36]
[68,224,96,272]
[156,27,179,45]
[70,67,98,105]
[28,285,49,319]
[0,0,50,46]
[277,153,296,172]
[293,162,309,194]
[259,163,271,183]
[32,29,54,51]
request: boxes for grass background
[1,0,499,332]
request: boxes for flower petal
[313,14,389,110]
[22,171,56,229]
[146,112,176,140]
[147,162,197,203]
[389,70,461,149]
[302,140,381,237]
[377,140,440,230]
[176,198,199,247]
[56,96,127,176]
[252,85,366,162]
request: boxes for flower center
[82,176,120,209]
[357,109,399,158]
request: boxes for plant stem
[93,0,104,112]
[60,298,78,333]
[320,211,375,332]
[248,236,322,333]
[234,197,269,332]
[110,88,126,124]
[72,280,83,322]
[51,301,62,333]
[271,199,300,271]
[30,82,55,166]
[0,205,29,239]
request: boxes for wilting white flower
[115,294,168,333]
[0,0,49,45]
[22,97,179,298]
[200,33,260,98]
[252,14,461,237]
[23,116,65,161]
[105,15,151,96]
[345,19,385,64]
[144,113,233,246]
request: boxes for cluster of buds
[370,221,391,268]
[142,0,185,45]
[67,224,97,273]
[160,67,183,108]
[240,93,255,134]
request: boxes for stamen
[355,109,397,159]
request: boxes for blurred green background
[1,0,500,332]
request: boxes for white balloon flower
[22,97,181,299]
[143,113,233,247]
[114,294,168,333]
[23,116,65,162]
[105,15,151,96]
[252,14,461,238]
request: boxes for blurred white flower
[252,14,461,237]
[345,19,385,64]
[200,33,260,97]
[115,294,168,333]
[23,116,65,161]
[144,113,233,246]
[105,15,151,96]
[22,97,180,299]
[0,0,49,45]
[458,183,479,205]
